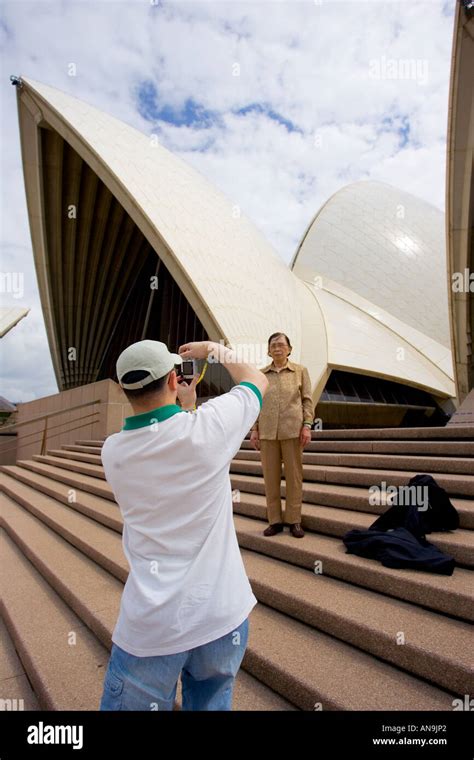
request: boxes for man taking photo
[99,338,268,711]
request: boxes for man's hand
[176,374,200,410]
[250,430,260,451]
[299,426,312,448]
[178,341,215,360]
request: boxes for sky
[0,0,456,402]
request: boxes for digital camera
[175,359,197,382]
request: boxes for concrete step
[228,668,298,710]
[31,454,106,480]
[4,460,114,501]
[6,427,472,712]
[2,470,472,621]
[0,477,128,582]
[242,550,473,695]
[245,605,455,710]
[0,496,461,709]
[237,449,474,476]
[0,616,40,711]
[0,503,294,712]
[46,448,102,466]
[5,465,471,566]
[78,428,474,442]
[72,439,474,457]
[10,459,474,536]
[35,445,474,497]
[230,473,474,530]
[0,529,110,710]
[1,485,472,695]
[54,442,474,477]
[230,458,474,497]
[241,439,474,456]
[289,427,474,440]
[232,491,474,568]
[1,465,122,532]
[29,435,474,500]
[12,446,474,516]
[63,444,108,455]
[235,514,474,622]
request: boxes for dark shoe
[289,523,305,538]
[263,523,284,536]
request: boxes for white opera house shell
[14,76,456,427]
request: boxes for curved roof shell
[291,180,450,349]
[15,77,454,400]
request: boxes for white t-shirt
[100,381,262,657]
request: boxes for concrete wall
[447,389,474,427]
[5,379,132,463]
[0,433,17,464]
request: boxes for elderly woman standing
[250,332,314,538]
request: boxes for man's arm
[178,341,269,401]
[207,342,269,400]
[178,341,268,455]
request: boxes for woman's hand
[178,341,215,360]
[299,426,312,448]
[176,374,200,409]
[250,430,260,451]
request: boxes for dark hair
[120,369,171,402]
[267,332,292,354]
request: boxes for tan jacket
[251,360,314,440]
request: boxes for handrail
[0,410,100,441]
[0,399,103,457]
[0,399,102,432]
[0,416,102,457]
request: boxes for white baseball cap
[116,340,182,390]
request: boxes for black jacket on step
[343,527,455,575]
[343,474,458,576]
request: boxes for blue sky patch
[380,113,415,149]
[136,80,216,128]
[234,102,302,134]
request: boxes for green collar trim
[123,404,184,430]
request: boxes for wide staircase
[1,426,473,711]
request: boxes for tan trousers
[259,438,303,525]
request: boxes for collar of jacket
[262,360,296,373]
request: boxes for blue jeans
[99,617,249,711]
